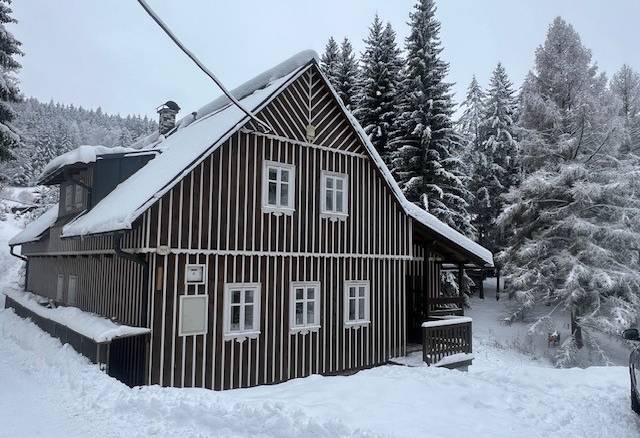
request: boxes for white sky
[11,0,640,120]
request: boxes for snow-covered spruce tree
[320,37,340,91]
[498,17,640,366]
[334,38,359,110]
[610,64,640,154]
[354,15,402,164]
[457,76,486,154]
[390,0,474,238]
[0,0,23,165]
[470,63,519,251]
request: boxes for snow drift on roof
[61,50,317,237]
[9,205,58,245]
[39,145,137,183]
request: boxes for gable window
[179,294,208,336]
[56,274,64,302]
[185,264,205,285]
[344,281,370,327]
[321,171,348,219]
[223,283,261,340]
[67,274,78,306]
[289,282,321,333]
[262,160,295,215]
[74,184,84,209]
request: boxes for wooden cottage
[7,50,493,389]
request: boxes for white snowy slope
[8,204,58,245]
[61,50,317,238]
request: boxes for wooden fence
[422,317,472,366]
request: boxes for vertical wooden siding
[26,254,146,326]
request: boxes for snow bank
[8,204,58,245]
[61,51,316,237]
[3,289,149,342]
[39,145,137,183]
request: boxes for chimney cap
[157,100,180,112]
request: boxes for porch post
[496,268,501,301]
[479,269,485,299]
[457,264,464,316]
[422,243,430,320]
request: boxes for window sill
[320,212,348,222]
[289,325,321,335]
[263,206,295,217]
[223,331,260,343]
[345,321,370,329]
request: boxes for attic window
[74,185,84,208]
[64,184,74,211]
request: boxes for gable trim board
[52,50,490,267]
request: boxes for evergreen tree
[610,64,640,153]
[0,0,23,164]
[470,63,519,250]
[498,17,637,366]
[320,37,340,90]
[457,76,486,153]
[390,0,473,237]
[334,38,359,110]
[354,16,402,163]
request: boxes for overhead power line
[136,0,273,133]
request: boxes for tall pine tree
[457,76,486,153]
[334,38,359,110]
[391,0,473,237]
[610,64,640,154]
[320,37,340,89]
[470,63,519,250]
[0,0,23,164]
[354,16,402,163]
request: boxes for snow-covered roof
[41,49,491,266]
[61,50,317,237]
[4,289,150,342]
[38,145,139,184]
[8,205,58,246]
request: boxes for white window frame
[178,294,209,336]
[289,281,321,334]
[185,264,206,286]
[67,274,78,306]
[321,171,349,220]
[344,280,370,328]
[223,283,261,341]
[56,273,64,302]
[262,160,295,215]
[74,184,84,209]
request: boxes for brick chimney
[157,101,180,135]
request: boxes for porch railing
[422,316,472,366]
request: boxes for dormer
[38,145,159,221]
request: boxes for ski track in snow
[1,194,639,437]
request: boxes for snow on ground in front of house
[1,198,639,437]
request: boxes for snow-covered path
[0,303,638,438]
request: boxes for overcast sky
[11,0,640,120]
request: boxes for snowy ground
[1,190,639,437]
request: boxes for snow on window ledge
[344,320,370,330]
[320,212,348,222]
[262,205,295,217]
[289,325,321,335]
[223,331,261,343]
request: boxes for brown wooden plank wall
[144,64,413,389]
[26,254,146,326]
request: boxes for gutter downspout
[9,244,28,291]
[9,244,27,261]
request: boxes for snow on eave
[60,51,317,238]
[38,145,138,184]
[8,204,59,246]
[3,289,150,343]
[311,68,494,268]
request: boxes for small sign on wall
[186,264,205,284]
